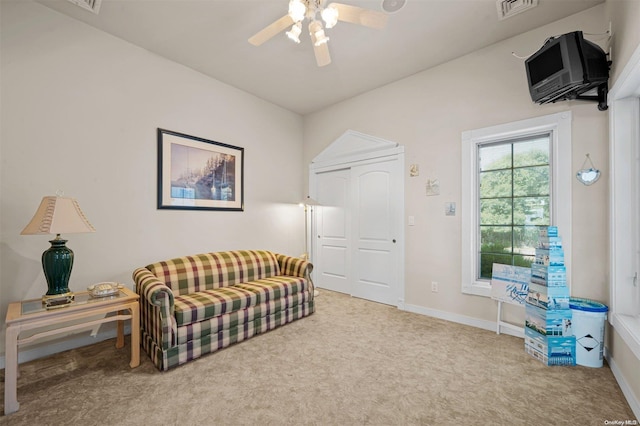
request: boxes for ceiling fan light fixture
[314,31,329,46]
[286,22,302,43]
[321,5,339,28]
[309,21,329,46]
[250,1,388,67]
[288,0,307,22]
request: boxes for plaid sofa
[133,250,314,371]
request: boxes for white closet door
[314,168,351,294]
[351,159,400,305]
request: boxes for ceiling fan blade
[329,3,388,29]
[248,15,295,46]
[313,42,332,67]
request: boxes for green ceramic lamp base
[41,235,75,306]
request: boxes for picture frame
[157,128,244,211]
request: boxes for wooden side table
[3,287,140,415]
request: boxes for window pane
[480,144,511,171]
[479,253,512,279]
[476,133,551,281]
[480,170,512,198]
[480,226,512,253]
[514,254,535,268]
[513,137,549,167]
[513,226,540,256]
[480,199,512,225]
[513,197,550,225]
[513,166,550,196]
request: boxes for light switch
[408,216,415,226]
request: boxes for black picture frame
[157,128,244,211]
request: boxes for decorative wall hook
[576,153,600,186]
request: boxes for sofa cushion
[175,292,312,345]
[173,276,309,326]
[146,250,281,296]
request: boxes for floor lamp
[301,196,320,297]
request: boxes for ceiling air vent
[66,0,102,14]
[496,0,538,20]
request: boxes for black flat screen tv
[525,31,609,106]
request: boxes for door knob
[392,239,396,243]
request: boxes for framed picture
[157,128,244,211]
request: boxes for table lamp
[21,195,95,307]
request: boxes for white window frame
[462,112,572,297]
[609,42,640,360]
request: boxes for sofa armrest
[276,254,313,279]
[133,267,176,350]
[133,267,175,307]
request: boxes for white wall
[0,1,304,357]
[607,0,640,84]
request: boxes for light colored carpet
[1,290,636,425]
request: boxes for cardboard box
[526,283,570,310]
[525,304,573,336]
[531,264,567,286]
[524,337,576,366]
[538,226,558,238]
[537,236,562,249]
[525,327,576,366]
[535,248,565,267]
[530,276,567,287]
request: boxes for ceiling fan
[248,0,388,67]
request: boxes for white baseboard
[0,325,129,370]
[402,303,524,339]
[606,350,640,421]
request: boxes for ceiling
[36,0,603,115]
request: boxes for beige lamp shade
[21,196,95,235]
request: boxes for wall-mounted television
[525,31,610,110]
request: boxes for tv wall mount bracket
[574,81,609,111]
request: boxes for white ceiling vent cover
[66,0,102,14]
[496,0,538,20]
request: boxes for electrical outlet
[431,281,438,292]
